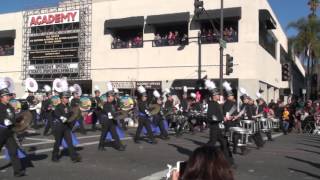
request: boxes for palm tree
[287,15,320,99]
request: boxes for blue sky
[0,0,317,37]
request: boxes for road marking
[25,137,54,142]
[139,169,168,180]
[0,137,133,160]
[138,133,284,180]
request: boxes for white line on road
[0,137,133,160]
[25,137,54,142]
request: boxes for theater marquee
[28,10,80,27]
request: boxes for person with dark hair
[70,92,86,135]
[171,146,234,180]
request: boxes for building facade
[0,0,305,101]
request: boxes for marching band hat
[59,91,71,98]
[106,91,115,97]
[210,88,220,96]
[0,88,12,97]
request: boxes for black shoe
[241,148,250,156]
[98,145,106,151]
[51,156,59,162]
[134,138,141,144]
[116,145,126,151]
[14,170,26,177]
[71,155,82,163]
[161,136,170,140]
[148,139,158,144]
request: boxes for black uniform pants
[99,117,121,148]
[208,123,233,165]
[73,116,86,134]
[92,109,101,129]
[30,110,38,128]
[135,116,154,140]
[0,128,23,173]
[43,111,52,135]
[153,114,168,137]
[251,131,264,148]
[52,122,78,159]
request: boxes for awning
[104,16,144,30]
[259,9,277,29]
[194,7,242,21]
[0,30,16,38]
[146,12,190,25]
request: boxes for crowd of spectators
[267,97,320,134]
[0,44,14,56]
[153,31,188,47]
[200,27,237,43]
[111,35,143,49]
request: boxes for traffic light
[226,54,234,75]
[194,0,204,17]
[282,63,290,81]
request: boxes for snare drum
[270,118,280,129]
[240,120,257,135]
[258,117,272,132]
[229,127,249,146]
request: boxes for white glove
[108,112,113,119]
[145,110,150,116]
[60,116,68,123]
[4,119,12,126]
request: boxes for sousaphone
[149,104,161,115]
[0,77,15,93]
[13,111,33,134]
[25,77,38,93]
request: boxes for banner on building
[28,10,80,27]
[28,63,79,74]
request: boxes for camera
[176,161,187,175]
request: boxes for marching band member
[151,90,169,140]
[134,86,157,144]
[0,87,26,177]
[205,80,234,166]
[222,82,250,155]
[256,95,273,141]
[42,85,53,136]
[51,88,82,163]
[92,86,102,131]
[98,83,126,151]
[70,86,86,135]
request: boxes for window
[0,37,14,56]
[200,20,238,44]
[152,24,189,47]
[259,29,277,58]
[111,28,143,49]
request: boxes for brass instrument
[149,104,161,116]
[13,111,32,134]
[67,106,82,123]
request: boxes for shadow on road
[288,168,320,179]
[168,143,193,157]
[296,148,320,155]
[297,143,320,149]
[183,138,206,146]
[286,156,320,169]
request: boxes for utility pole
[219,0,224,95]
[198,31,202,80]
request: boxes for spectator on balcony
[154,33,162,46]
[168,31,175,45]
[181,33,188,45]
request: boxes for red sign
[28,10,79,27]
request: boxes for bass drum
[9,99,22,113]
[80,96,92,112]
[120,95,134,111]
[50,95,61,108]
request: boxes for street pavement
[0,126,319,180]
